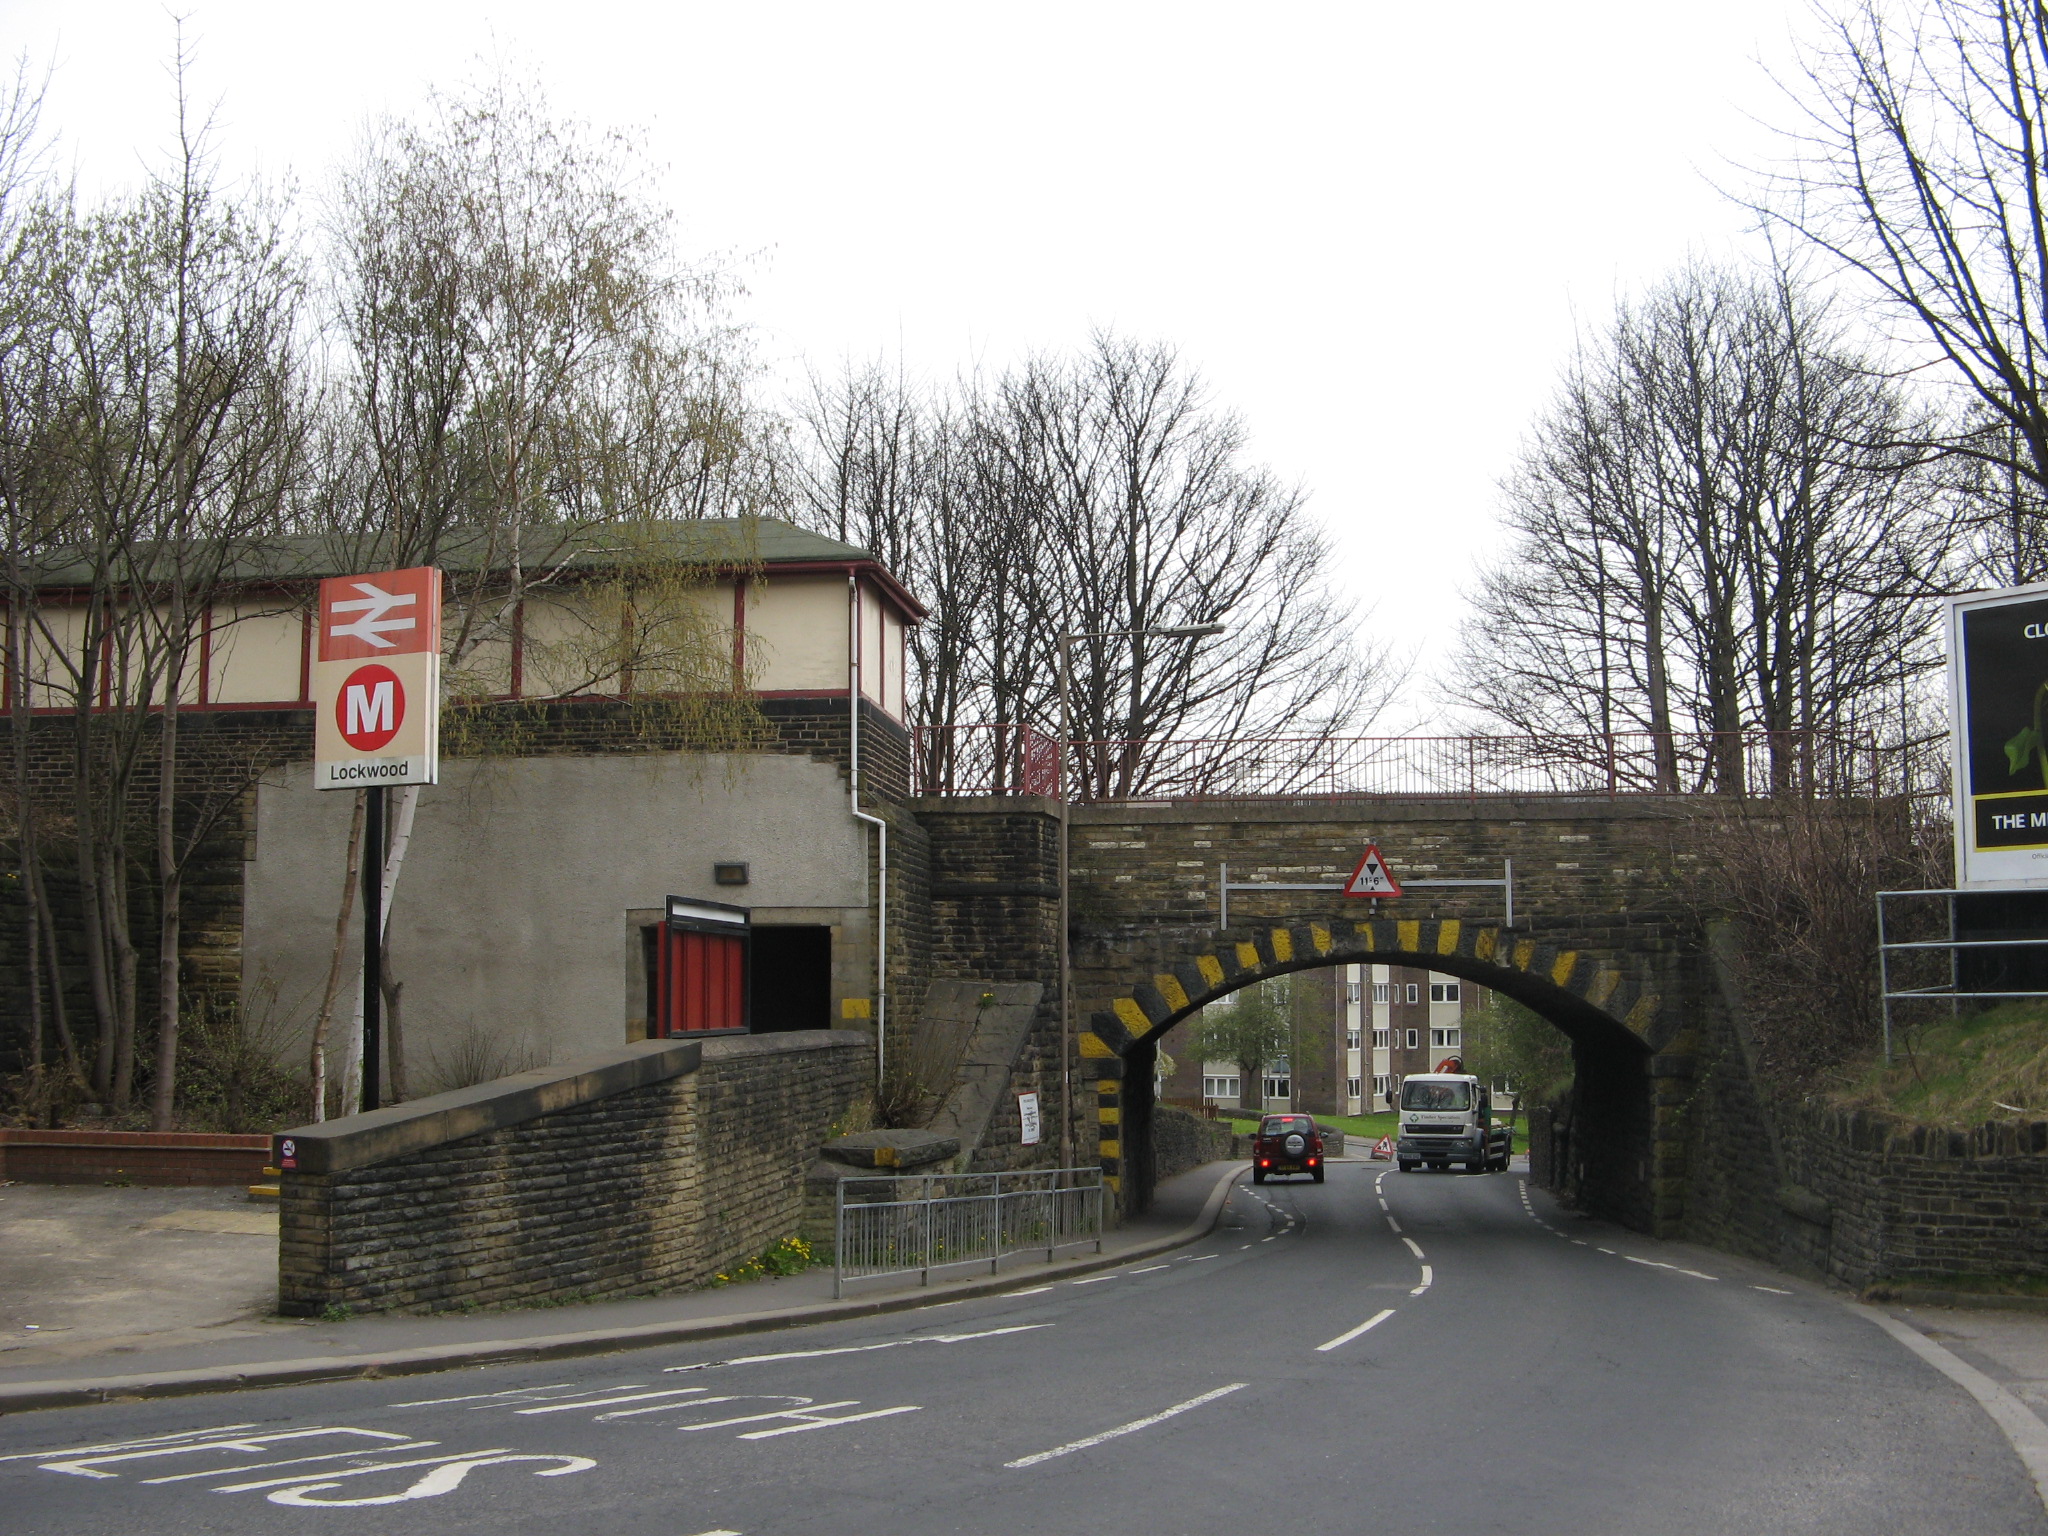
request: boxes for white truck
[1395,1072,1512,1173]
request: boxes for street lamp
[1056,622,1228,1172]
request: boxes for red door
[656,926,747,1035]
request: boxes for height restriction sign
[313,566,442,790]
[1341,842,1403,898]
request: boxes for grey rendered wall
[245,752,872,1075]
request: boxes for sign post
[314,566,442,1112]
[1946,580,2048,888]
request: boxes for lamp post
[1056,622,1226,1172]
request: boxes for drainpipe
[848,575,888,1091]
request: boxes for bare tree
[1758,0,2048,503]
[1456,262,1947,792]
[785,335,1402,797]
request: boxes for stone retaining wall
[275,1030,867,1316]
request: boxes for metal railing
[911,725,1925,803]
[1877,887,2048,1062]
[832,1166,1104,1297]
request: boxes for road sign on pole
[1341,842,1403,898]
[314,567,442,790]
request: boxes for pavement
[3,1159,2047,1533]
[0,1155,1249,1406]
[0,1183,281,1363]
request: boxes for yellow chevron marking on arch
[1589,969,1622,1007]
[1079,1032,1116,1058]
[1115,998,1151,1037]
[1474,928,1498,963]
[1437,920,1461,954]
[1098,1139,1121,1158]
[1551,952,1579,987]
[1097,1079,1117,1096]
[1271,929,1295,962]
[1309,923,1332,954]
[1235,942,1261,970]
[1513,940,1536,970]
[1397,920,1420,951]
[1104,1174,1122,1192]
[1156,974,1191,1012]
[1352,923,1377,950]
[1098,1107,1121,1124]
[1625,994,1660,1034]
[1196,954,1225,988]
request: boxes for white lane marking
[1239,1244,1252,1250]
[1189,1254,1216,1262]
[1130,1265,1169,1274]
[600,1393,805,1422]
[1003,1383,1249,1468]
[1624,1255,1718,1281]
[1411,1266,1433,1296]
[1401,1237,1425,1260]
[42,1428,410,1479]
[1261,1236,1277,1243]
[143,1443,443,1483]
[390,1386,574,1408]
[1853,1302,2048,1519]
[1752,1285,1794,1295]
[1071,1275,1119,1285]
[1598,1247,1617,1255]
[662,1324,1049,1374]
[1378,1198,1389,1211]
[682,1401,858,1432]
[212,1448,517,1493]
[0,1425,263,1464]
[1006,1287,1054,1296]
[1315,1309,1396,1352]
[1386,1216,1403,1234]
[739,1405,922,1440]
[518,1388,702,1415]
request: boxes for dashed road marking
[1401,1237,1425,1260]
[1315,1309,1396,1352]
[1071,1275,1118,1285]
[658,1325,1050,1376]
[1411,1265,1433,1296]
[1003,1384,1248,1468]
[1752,1285,1794,1295]
[1625,1255,1717,1281]
[1130,1264,1169,1274]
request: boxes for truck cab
[1395,1073,1510,1173]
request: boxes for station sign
[313,566,442,790]
[1947,579,2048,886]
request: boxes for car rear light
[1259,1159,1270,1168]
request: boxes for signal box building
[7,519,923,1095]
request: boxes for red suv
[1253,1114,1325,1184]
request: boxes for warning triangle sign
[1342,842,1403,898]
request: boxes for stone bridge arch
[1082,916,1685,1228]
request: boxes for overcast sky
[2,0,1817,729]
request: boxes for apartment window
[1264,1075,1291,1100]
[1372,983,1390,1004]
[1430,982,1462,1004]
[1203,1074,1240,1100]
[1346,981,1362,1005]
[1405,1028,1419,1049]
[1372,1028,1390,1049]
[1346,1076,1362,1099]
[1432,1027,1462,1049]
[1373,1074,1394,1098]
[1346,1028,1362,1050]
[1405,983,1420,1005]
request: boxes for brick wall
[276,1031,867,1316]
[0,1129,271,1185]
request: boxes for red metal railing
[911,726,1926,802]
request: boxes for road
[1,1161,2040,1534]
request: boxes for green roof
[26,517,892,589]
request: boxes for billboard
[313,566,442,790]
[1948,579,2048,886]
